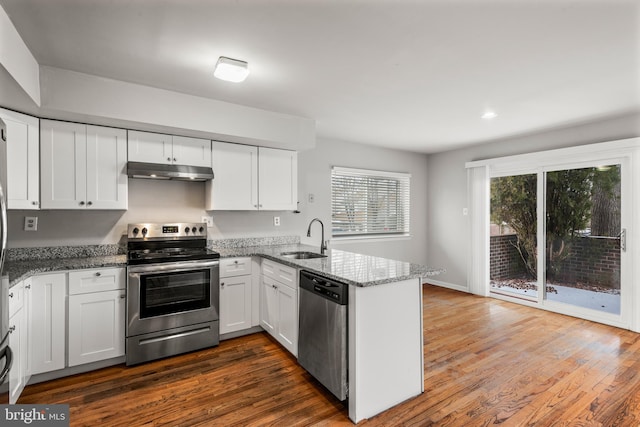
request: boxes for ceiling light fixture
[214,56,250,83]
[482,110,497,120]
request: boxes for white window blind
[331,166,411,237]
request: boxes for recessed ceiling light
[214,56,250,83]
[482,110,497,120]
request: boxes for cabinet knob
[87,201,93,206]
[9,326,15,333]
[272,284,277,289]
[234,260,239,264]
[119,294,126,299]
[167,157,171,162]
[95,272,101,277]
[79,201,85,206]
[173,158,177,162]
[221,282,225,287]
[8,292,13,298]
[259,204,263,208]
[32,201,38,206]
[25,284,31,289]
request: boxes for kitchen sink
[280,251,327,260]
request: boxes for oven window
[140,269,211,318]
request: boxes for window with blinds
[331,167,411,238]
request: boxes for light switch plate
[24,216,38,231]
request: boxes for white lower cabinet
[260,260,298,356]
[8,281,28,404]
[219,258,253,335]
[30,273,66,375]
[68,268,125,367]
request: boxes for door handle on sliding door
[619,229,627,252]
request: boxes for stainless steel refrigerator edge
[0,118,12,404]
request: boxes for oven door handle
[128,260,219,274]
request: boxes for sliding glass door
[488,158,629,327]
[544,164,622,315]
[490,173,539,300]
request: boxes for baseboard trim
[424,279,470,294]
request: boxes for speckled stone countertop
[212,243,444,287]
[1,238,444,288]
[3,255,127,287]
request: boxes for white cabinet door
[260,276,278,335]
[219,275,252,334]
[206,141,258,210]
[0,108,39,209]
[258,147,297,211]
[68,289,126,367]
[172,136,211,167]
[8,281,28,404]
[40,120,87,209]
[127,130,173,164]
[30,273,66,375]
[86,125,127,209]
[276,282,298,356]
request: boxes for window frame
[331,166,411,240]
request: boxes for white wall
[0,4,40,106]
[298,138,429,265]
[427,111,640,290]
[39,67,315,151]
[8,137,430,265]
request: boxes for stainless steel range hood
[127,162,214,181]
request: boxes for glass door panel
[544,165,621,314]
[489,174,538,299]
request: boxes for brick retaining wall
[490,234,620,289]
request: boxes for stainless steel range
[126,223,220,365]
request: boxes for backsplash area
[5,236,301,261]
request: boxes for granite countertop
[213,243,444,287]
[3,255,127,287]
[2,241,444,288]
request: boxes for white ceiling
[1,0,638,153]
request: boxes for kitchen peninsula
[2,240,443,423]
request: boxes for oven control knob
[185,227,190,233]
[141,227,148,235]
[199,226,204,233]
[192,227,197,233]
[132,227,139,235]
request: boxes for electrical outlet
[274,216,281,226]
[24,216,38,231]
[201,216,213,227]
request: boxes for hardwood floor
[20,285,640,426]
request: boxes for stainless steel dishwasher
[298,270,348,401]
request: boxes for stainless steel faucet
[307,218,327,254]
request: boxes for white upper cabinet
[258,147,298,211]
[41,119,127,210]
[207,141,258,210]
[128,130,211,167]
[172,135,212,167]
[206,142,297,211]
[0,108,40,209]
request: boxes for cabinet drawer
[69,267,125,295]
[220,257,252,278]
[8,282,24,318]
[262,259,297,288]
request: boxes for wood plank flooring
[19,284,640,426]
